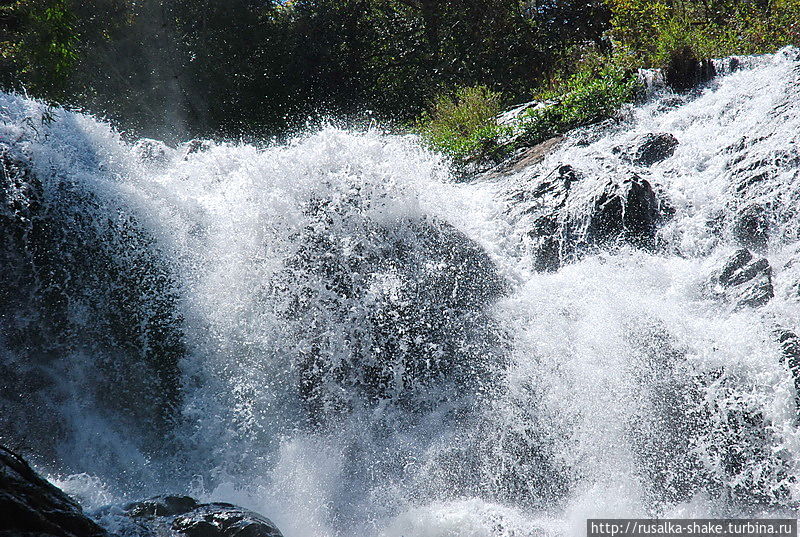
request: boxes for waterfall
[2,48,800,537]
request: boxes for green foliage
[0,0,594,140]
[519,63,639,147]
[607,0,800,69]
[2,0,799,146]
[416,86,510,164]
[18,0,79,97]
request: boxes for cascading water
[2,47,800,537]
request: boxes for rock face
[132,138,173,165]
[517,165,667,271]
[111,496,284,537]
[586,174,661,248]
[732,203,771,251]
[181,139,213,159]
[0,445,108,537]
[708,248,774,309]
[0,142,185,466]
[274,193,508,422]
[483,136,565,178]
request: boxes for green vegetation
[608,0,800,66]
[418,0,800,165]
[0,0,798,157]
[414,86,510,165]
[519,65,639,145]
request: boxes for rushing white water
[2,48,800,537]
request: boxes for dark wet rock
[521,164,580,272]
[0,140,185,469]
[632,133,679,166]
[665,47,716,92]
[613,133,679,167]
[514,165,669,271]
[774,327,800,415]
[171,503,283,537]
[482,136,564,179]
[133,138,172,164]
[124,495,200,518]
[732,203,771,251]
[0,444,108,537]
[182,139,212,159]
[273,191,508,423]
[709,248,774,309]
[585,174,661,249]
[106,496,283,537]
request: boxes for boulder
[132,138,173,165]
[665,47,716,92]
[116,496,283,537]
[181,139,213,159]
[0,445,285,537]
[732,203,770,251]
[514,165,669,271]
[523,164,579,272]
[628,133,679,167]
[482,135,565,178]
[0,141,186,465]
[585,174,661,249]
[709,248,774,309]
[0,444,108,537]
[275,203,508,422]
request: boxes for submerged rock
[0,139,185,469]
[0,444,108,537]
[181,139,213,159]
[774,328,800,415]
[132,138,173,165]
[0,445,285,537]
[276,202,509,422]
[708,248,774,309]
[483,135,565,178]
[586,174,661,248]
[732,203,771,251]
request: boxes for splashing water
[3,48,800,537]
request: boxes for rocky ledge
[0,445,283,537]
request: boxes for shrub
[415,85,511,164]
[518,64,639,147]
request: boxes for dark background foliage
[0,0,797,144]
[0,0,608,141]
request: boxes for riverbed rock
[133,138,173,165]
[774,327,800,414]
[513,165,668,271]
[665,47,716,92]
[709,248,774,309]
[181,139,213,159]
[585,174,661,248]
[116,496,284,537]
[732,203,771,251]
[0,140,186,466]
[627,133,679,167]
[483,135,565,178]
[0,444,108,537]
